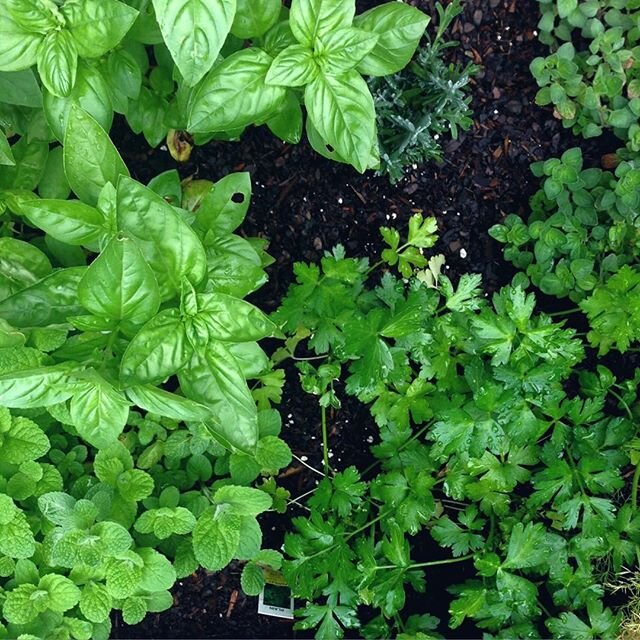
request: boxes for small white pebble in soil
[456,211,461,216]
[301,455,308,462]
[434,134,440,140]
[460,248,468,258]
[287,413,293,418]
[533,29,538,36]
[493,109,499,115]
[366,436,374,443]
[497,34,502,40]
[412,163,418,169]
[442,209,448,215]
[311,435,316,440]
[386,214,391,220]
[328,452,334,458]
[391,212,397,219]
[338,197,343,204]
[446,265,451,269]
[160,145,168,151]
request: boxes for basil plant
[185,0,430,172]
[0,105,292,637]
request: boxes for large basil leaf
[20,199,107,246]
[36,29,78,98]
[69,371,129,448]
[304,69,376,173]
[196,293,278,342]
[267,90,303,144]
[39,146,71,200]
[205,235,266,297]
[62,0,138,59]
[0,69,42,107]
[265,44,318,87]
[152,0,236,87]
[0,132,15,166]
[78,235,160,325]
[63,104,127,206]
[178,342,258,454]
[319,27,379,74]
[116,177,207,300]
[125,385,212,422]
[289,0,355,47]
[0,268,85,327]
[0,138,48,190]
[45,62,113,142]
[192,172,251,235]
[354,3,429,76]
[120,309,191,385]
[0,365,77,408]
[0,237,52,301]
[0,10,42,71]
[188,48,286,134]
[231,0,280,39]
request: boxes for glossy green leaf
[266,90,303,143]
[319,27,379,74]
[120,309,191,385]
[0,267,85,327]
[125,385,212,422]
[0,130,15,166]
[68,373,129,448]
[117,176,207,300]
[289,0,355,47]
[37,28,78,97]
[63,104,127,205]
[192,172,252,235]
[188,48,286,134]
[179,341,258,453]
[78,235,160,324]
[354,3,429,76]
[0,69,42,107]
[38,146,71,199]
[45,61,113,142]
[152,0,236,86]
[196,292,278,342]
[266,44,318,87]
[21,199,106,246]
[304,69,376,173]
[0,365,77,408]
[0,237,52,300]
[63,0,138,58]
[231,0,280,39]
[0,10,42,72]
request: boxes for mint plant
[0,105,291,637]
[272,216,639,639]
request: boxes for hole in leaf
[231,192,245,204]
[326,144,335,153]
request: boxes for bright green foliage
[274,216,638,639]
[0,0,429,175]
[531,0,640,149]
[490,147,640,352]
[0,106,291,636]
[370,0,477,183]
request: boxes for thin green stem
[547,307,581,318]
[321,404,329,476]
[373,554,473,572]
[632,463,640,514]
[609,388,634,421]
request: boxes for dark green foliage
[369,0,477,183]
[273,217,639,639]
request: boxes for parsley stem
[373,553,473,571]
[547,307,581,318]
[321,404,330,476]
[609,388,634,421]
[632,463,640,514]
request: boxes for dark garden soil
[110,0,624,638]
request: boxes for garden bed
[108,0,629,637]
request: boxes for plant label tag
[257,584,294,619]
